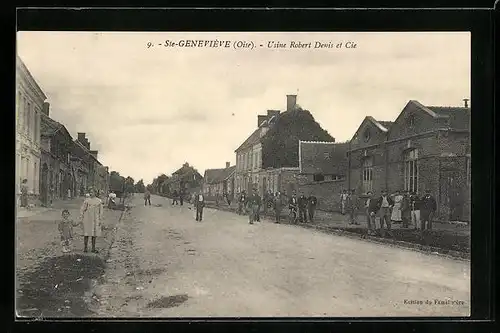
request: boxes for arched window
[404,149,419,193]
[362,157,373,193]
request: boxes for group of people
[235,189,318,225]
[360,189,437,235]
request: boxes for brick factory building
[347,99,471,222]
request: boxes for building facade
[347,100,471,222]
[16,56,46,205]
[39,105,74,205]
[235,94,336,197]
[203,162,236,199]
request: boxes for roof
[366,116,392,133]
[204,165,236,184]
[406,100,470,130]
[235,128,262,152]
[40,114,62,136]
[299,141,349,175]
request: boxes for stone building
[39,104,74,205]
[16,56,46,205]
[347,99,471,222]
[170,163,204,195]
[203,162,236,199]
[235,94,335,197]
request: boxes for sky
[16,32,470,185]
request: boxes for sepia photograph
[15,31,471,318]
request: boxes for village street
[91,195,470,317]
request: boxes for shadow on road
[17,254,106,318]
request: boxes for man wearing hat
[420,189,437,231]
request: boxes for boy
[58,209,78,253]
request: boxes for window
[363,129,371,142]
[313,174,325,182]
[404,149,419,193]
[26,102,32,136]
[408,114,415,127]
[466,157,471,186]
[362,157,373,193]
[17,92,22,128]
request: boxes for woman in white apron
[391,190,403,223]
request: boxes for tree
[135,179,145,193]
[109,171,125,192]
[261,109,334,168]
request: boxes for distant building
[347,99,471,222]
[16,56,46,205]
[203,162,236,198]
[171,162,203,194]
[39,106,74,204]
[235,94,335,197]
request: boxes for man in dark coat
[247,188,261,225]
[179,188,184,206]
[195,191,205,221]
[365,191,379,235]
[172,190,179,205]
[376,189,394,234]
[420,189,437,231]
[298,192,308,223]
[307,194,318,222]
[273,191,284,223]
[288,191,298,223]
[410,192,421,230]
[238,191,247,215]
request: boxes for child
[58,209,77,253]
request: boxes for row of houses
[203,94,471,222]
[16,56,110,207]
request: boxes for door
[40,163,48,206]
[440,170,463,221]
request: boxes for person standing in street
[78,188,103,253]
[58,209,78,253]
[238,190,247,215]
[340,189,348,215]
[376,189,394,235]
[390,190,403,224]
[144,189,151,206]
[365,191,378,236]
[400,190,411,228]
[172,190,179,205]
[247,188,261,225]
[307,194,318,222]
[288,191,298,223]
[347,189,359,225]
[410,191,421,230]
[108,191,117,209]
[420,189,437,232]
[195,191,205,221]
[297,192,308,223]
[273,191,283,223]
[20,179,29,208]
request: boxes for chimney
[42,102,50,116]
[226,162,230,169]
[286,94,297,111]
[77,132,86,143]
[463,98,469,108]
[90,150,98,159]
[257,115,267,127]
[267,109,280,120]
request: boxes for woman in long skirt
[79,188,103,253]
[391,190,403,223]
